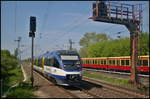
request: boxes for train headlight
[64,65,66,67]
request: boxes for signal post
[29,16,36,87]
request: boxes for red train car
[81,56,149,74]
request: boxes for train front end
[56,50,82,86]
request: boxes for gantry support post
[90,1,143,87]
[126,23,139,85]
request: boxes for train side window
[138,60,142,66]
[121,60,125,66]
[103,60,106,65]
[34,59,35,65]
[125,60,129,66]
[108,60,111,65]
[112,60,115,65]
[38,58,42,67]
[95,60,96,64]
[45,58,51,66]
[116,60,120,65]
[87,60,89,64]
[99,60,101,65]
[143,60,148,66]
[101,60,103,65]
[98,60,100,65]
[92,60,93,64]
[82,60,84,64]
[44,58,47,65]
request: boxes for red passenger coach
[81,56,149,74]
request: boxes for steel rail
[83,76,149,98]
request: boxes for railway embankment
[83,69,149,95]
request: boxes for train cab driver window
[53,58,60,68]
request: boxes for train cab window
[143,60,148,66]
[53,58,60,68]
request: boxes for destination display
[61,55,79,60]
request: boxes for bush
[1,50,18,79]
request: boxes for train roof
[81,55,149,60]
[34,50,79,58]
[54,50,78,55]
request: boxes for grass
[83,70,149,94]
[7,82,37,98]
[2,66,37,98]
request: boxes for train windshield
[60,55,81,71]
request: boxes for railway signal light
[30,16,36,32]
[29,31,35,37]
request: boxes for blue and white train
[33,50,82,86]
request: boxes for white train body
[33,50,82,86]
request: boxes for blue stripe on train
[46,73,66,79]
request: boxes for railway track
[34,68,99,98]
[22,62,149,98]
[33,70,80,98]
[83,76,149,98]
[83,68,149,87]
[83,68,149,78]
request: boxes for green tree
[79,32,110,47]
[1,50,18,79]
[139,32,149,55]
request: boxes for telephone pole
[69,39,74,50]
[14,36,21,66]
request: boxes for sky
[1,1,149,59]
